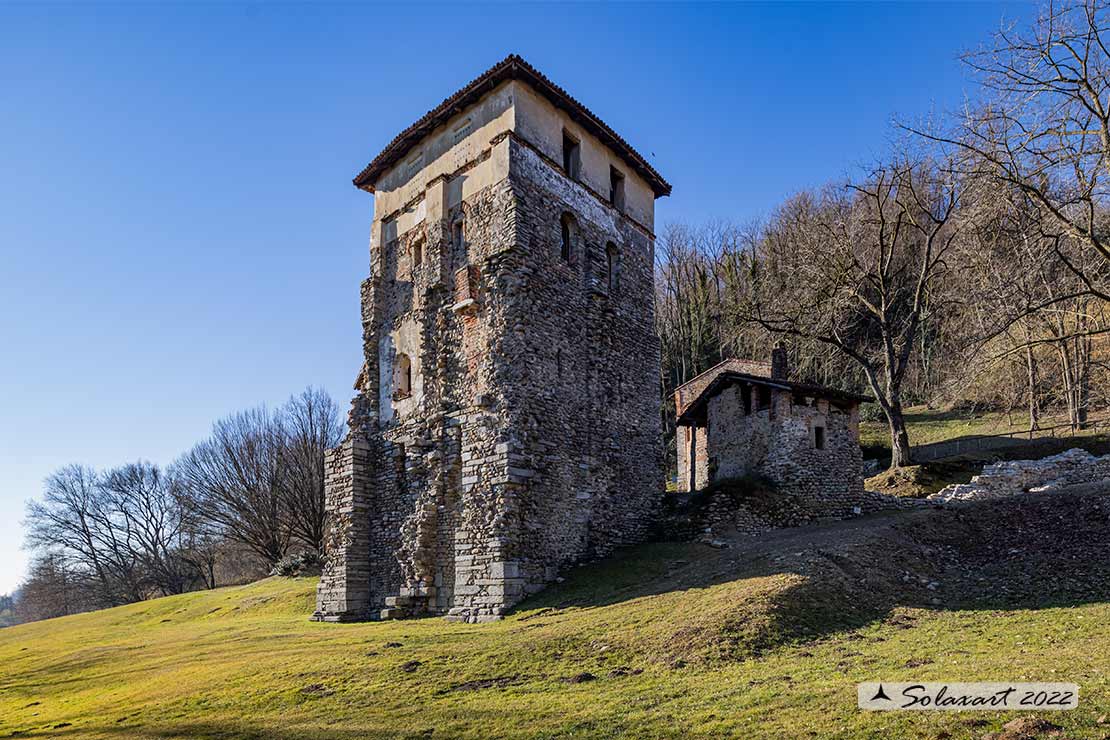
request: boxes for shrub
[269,551,322,577]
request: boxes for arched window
[560,213,575,262]
[605,242,619,292]
[394,353,412,400]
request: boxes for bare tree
[278,387,342,552]
[25,465,128,607]
[14,553,84,622]
[174,407,292,565]
[100,462,195,596]
[909,0,1110,301]
[742,159,961,467]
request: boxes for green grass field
[859,405,1109,451]
[2,493,1109,739]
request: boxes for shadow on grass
[513,489,1110,661]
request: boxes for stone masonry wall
[316,127,662,623]
[313,438,373,621]
[500,136,663,593]
[705,386,868,519]
[674,359,774,492]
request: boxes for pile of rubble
[928,448,1110,505]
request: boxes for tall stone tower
[313,55,671,623]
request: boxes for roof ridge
[674,357,773,393]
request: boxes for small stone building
[674,348,872,517]
[313,55,670,623]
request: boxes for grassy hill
[2,492,1110,739]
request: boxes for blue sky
[0,1,1031,593]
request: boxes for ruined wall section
[371,141,522,622]
[497,136,662,595]
[312,438,373,621]
[319,73,667,623]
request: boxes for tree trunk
[1057,342,1077,430]
[886,399,914,468]
[1024,344,1040,433]
[1075,331,1090,430]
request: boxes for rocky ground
[708,483,1110,626]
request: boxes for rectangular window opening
[609,166,625,211]
[562,130,580,181]
[815,426,826,450]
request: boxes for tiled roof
[352,54,672,197]
[676,371,872,427]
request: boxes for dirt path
[720,508,929,557]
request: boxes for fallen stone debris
[928,448,1110,505]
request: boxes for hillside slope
[2,492,1109,739]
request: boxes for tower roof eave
[352,54,672,198]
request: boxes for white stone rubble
[927,448,1110,505]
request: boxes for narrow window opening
[452,217,466,264]
[605,242,619,292]
[609,166,625,211]
[560,213,575,262]
[394,353,412,400]
[411,237,423,269]
[562,130,580,181]
[757,386,771,411]
[814,426,826,450]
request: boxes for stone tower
[313,55,670,623]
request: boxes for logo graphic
[870,684,892,702]
[858,683,1079,711]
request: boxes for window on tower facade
[562,129,580,181]
[560,213,576,262]
[609,166,625,211]
[394,353,412,400]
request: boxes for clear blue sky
[0,1,1030,593]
